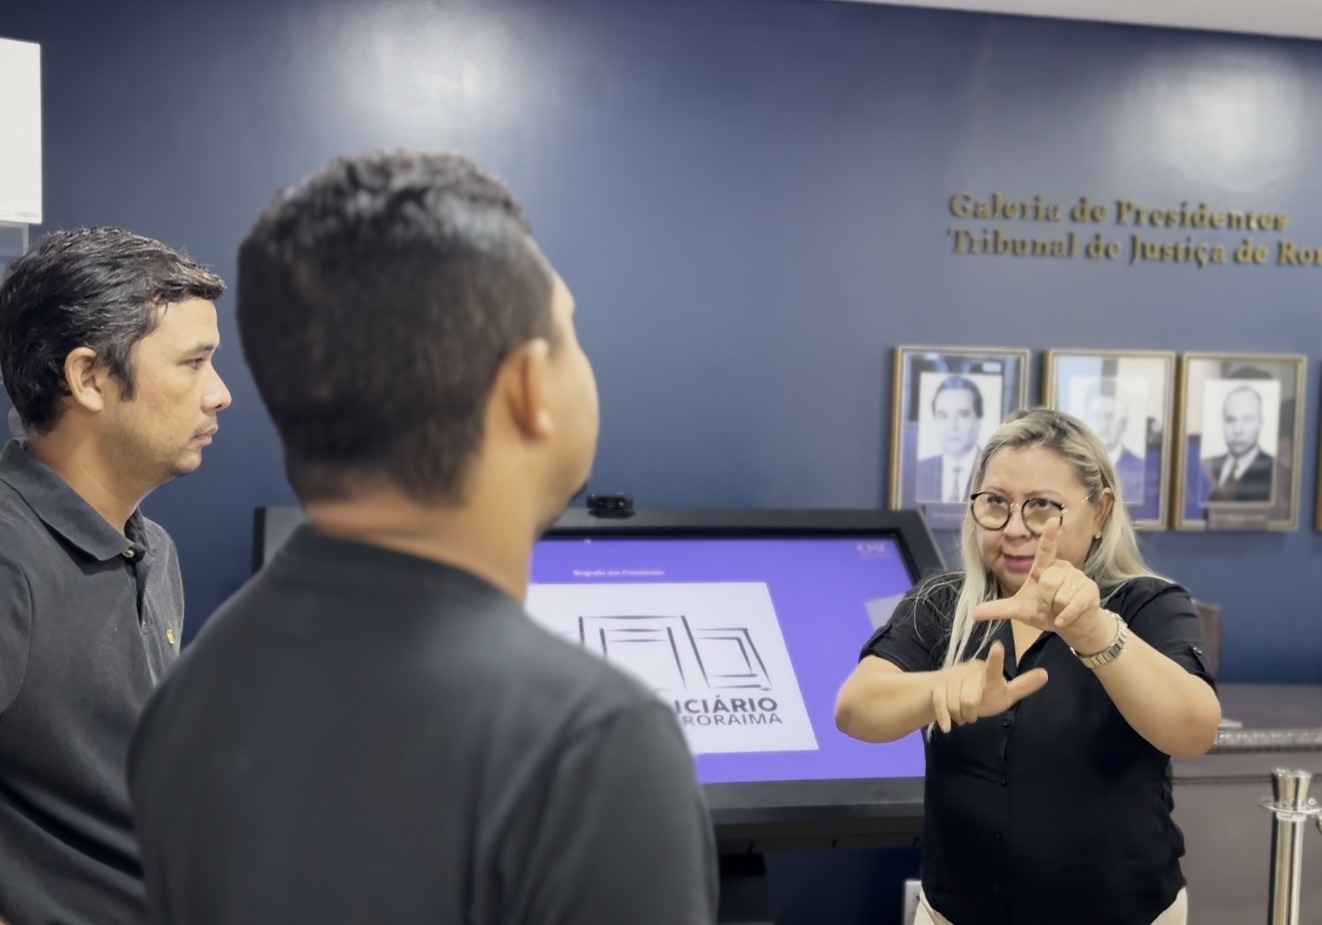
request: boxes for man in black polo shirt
[0,228,232,925]
[128,151,719,924]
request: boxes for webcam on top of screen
[586,493,635,518]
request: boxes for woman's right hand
[930,641,1048,734]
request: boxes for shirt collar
[944,446,980,472]
[0,439,142,562]
[1227,445,1260,478]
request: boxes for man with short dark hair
[917,375,984,504]
[0,227,231,925]
[128,150,719,924]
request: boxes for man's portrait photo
[1197,380,1280,504]
[1045,350,1174,529]
[1072,377,1148,505]
[889,346,1027,530]
[1175,353,1304,532]
[915,374,999,504]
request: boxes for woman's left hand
[972,520,1111,649]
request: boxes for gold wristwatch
[1070,611,1129,669]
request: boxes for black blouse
[862,575,1215,925]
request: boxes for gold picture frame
[888,345,1030,530]
[1315,395,1322,531]
[1042,349,1176,531]
[1173,352,1306,532]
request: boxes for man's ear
[63,347,109,413]
[498,337,554,439]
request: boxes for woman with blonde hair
[836,408,1220,925]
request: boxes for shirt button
[993,831,1004,842]
[1000,777,1008,786]
[122,549,134,560]
[1002,718,1012,728]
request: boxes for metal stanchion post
[1259,768,1320,925]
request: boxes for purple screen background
[529,536,926,784]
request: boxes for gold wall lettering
[946,194,1312,268]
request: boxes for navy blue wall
[6,0,1321,677]
[8,1,1322,654]
[7,2,1322,922]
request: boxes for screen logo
[578,614,771,693]
[526,582,818,754]
[856,541,891,558]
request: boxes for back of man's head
[237,150,558,505]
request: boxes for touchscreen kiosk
[531,507,941,853]
[251,505,942,851]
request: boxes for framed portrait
[1174,352,1305,532]
[1042,350,1175,530]
[889,345,1030,529]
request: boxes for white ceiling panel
[825,1,1322,42]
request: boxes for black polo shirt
[863,574,1214,925]
[128,526,719,925]
[0,439,183,925]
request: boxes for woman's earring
[1093,532,1103,539]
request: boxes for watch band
[1071,612,1129,669]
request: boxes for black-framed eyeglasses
[969,491,1095,535]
